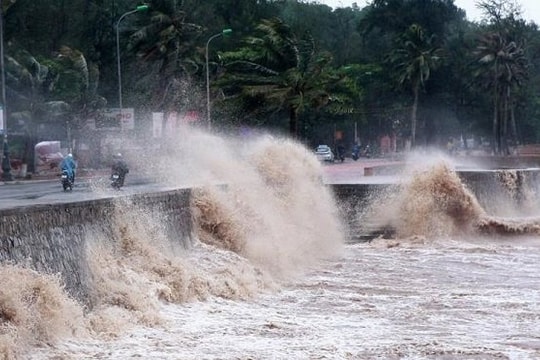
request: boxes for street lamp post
[0,0,12,181]
[205,28,232,130]
[116,5,149,125]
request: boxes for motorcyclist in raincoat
[60,153,76,183]
[111,153,129,186]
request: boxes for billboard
[94,108,134,130]
[181,110,200,124]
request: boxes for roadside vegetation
[2,0,539,167]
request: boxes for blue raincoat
[60,154,77,182]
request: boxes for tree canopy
[1,0,540,160]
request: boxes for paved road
[0,157,401,210]
[320,157,401,184]
[0,174,181,210]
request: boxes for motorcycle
[111,156,129,190]
[351,145,360,161]
[362,145,372,158]
[61,170,73,192]
[110,171,124,190]
[336,145,345,163]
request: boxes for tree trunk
[492,74,499,155]
[289,106,299,138]
[510,98,519,148]
[22,136,36,173]
[502,88,509,155]
[410,83,419,148]
[23,122,37,173]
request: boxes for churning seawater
[2,132,540,359]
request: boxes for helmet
[67,153,73,158]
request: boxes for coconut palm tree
[474,31,528,154]
[5,47,70,171]
[55,46,106,152]
[389,23,443,147]
[217,17,358,137]
[127,1,203,111]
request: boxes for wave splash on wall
[0,132,345,359]
[361,153,540,244]
[192,135,344,279]
[0,265,87,359]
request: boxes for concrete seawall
[329,168,540,241]
[0,183,383,305]
[0,189,192,306]
[1,168,538,305]
[331,183,397,241]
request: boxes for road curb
[0,172,109,186]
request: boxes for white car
[315,145,335,162]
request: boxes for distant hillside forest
[2,0,540,164]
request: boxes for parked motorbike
[351,145,360,161]
[61,170,73,192]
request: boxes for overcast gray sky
[315,0,540,24]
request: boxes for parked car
[315,145,335,162]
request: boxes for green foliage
[390,24,443,89]
[360,0,464,40]
[2,0,540,150]
[125,1,204,110]
[473,30,528,153]
[217,17,359,136]
[388,24,443,145]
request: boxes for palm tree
[55,46,107,153]
[474,31,528,154]
[127,2,203,111]
[5,47,70,171]
[389,24,442,147]
[217,17,358,137]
